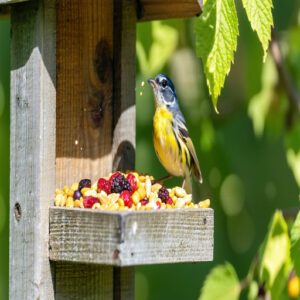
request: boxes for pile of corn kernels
[54,171,210,211]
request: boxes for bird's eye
[161,79,167,88]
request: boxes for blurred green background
[1,1,300,299]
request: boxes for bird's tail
[192,162,203,184]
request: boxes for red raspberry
[97,178,111,194]
[166,197,173,205]
[141,199,148,206]
[83,196,99,208]
[156,201,161,209]
[126,173,137,192]
[120,190,133,208]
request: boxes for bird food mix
[54,171,210,211]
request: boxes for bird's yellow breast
[153,107,183,176]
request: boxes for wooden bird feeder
[2,0,213,299]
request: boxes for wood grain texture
[55,0,136,299]
[56,0,114,186]
[10,0,56,299]
[137,0,202,21]
[50,207,214,266]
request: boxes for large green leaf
[195,0,239,112]
[291,212,300,276]
[259,211,290,292]
[241,0,273,60]
[198,263,240,300]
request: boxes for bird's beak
[147,78,156,88]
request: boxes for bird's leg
[152,174,173,185]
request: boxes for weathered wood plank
[55,0,136,299]
[137,0,202,21]
[49,207,214,266]
[10,0,56,299]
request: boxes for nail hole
[14,202,21,222]
[203,217,207,225]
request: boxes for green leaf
[259,211,290,291]
[241,0,273,61]
[291,212,300,276]
[195,0,239,112]
[136,21,178,77]
[199,263,240,300]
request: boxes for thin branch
[269,31,300,113]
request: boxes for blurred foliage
[0,0,299,300]
[199,211,300,299]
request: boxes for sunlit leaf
[259,211,290,292]
[198,263,240,300]
[195,0,239,112]
[136,21,178,77]
[291,212,300,276]
[241,0,273,60]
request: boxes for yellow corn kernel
[83,189,97,197]
[71,182,79,191]
[175,198,185,208]
[137,186,146,199]
[151,183,162,193]
[79,198,84,208]
[55,193,67,207]
[74,199,81,208]
[199,199,210,208]
[118,198,125,206]
[139,175,146,182]
[108,193,119,203]
[81,187,90,195]
[55,188,63,195]
[131,191,140,205]
[183,194,192,205]
[91,181,98,190]
[145,178,152,198]
[174,187,186,198]
[66,188,74,197]
[92,203,101,209]
[169,189,175,198]
[66,197,74,208]
[99,191,110,205]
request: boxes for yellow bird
[148,74,202,193]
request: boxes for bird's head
[148,74,178,109]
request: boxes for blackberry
[78,179,91,190]
[111,174,132,194]
[158,187,169,203]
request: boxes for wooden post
[10,0,56,298]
